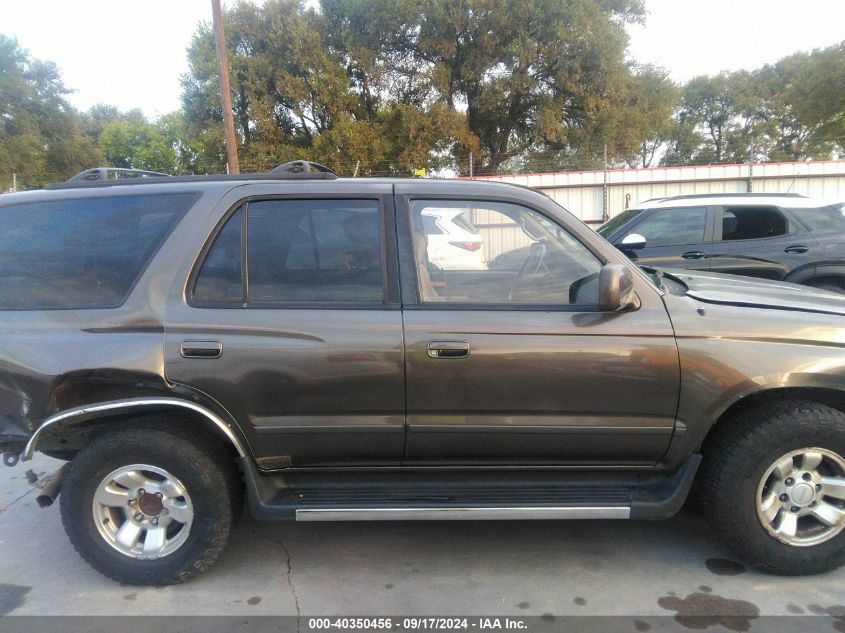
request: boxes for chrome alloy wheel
[92,464,194,560]
[756,448,845,547]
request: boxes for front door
[398,192,680,466]
[165,185,405,467]
[617,206,713,271]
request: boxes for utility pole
[602,143,609,223]
[211,0,240,174]
[469,152,474,179]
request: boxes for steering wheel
[508,239,549,302]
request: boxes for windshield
[596,208,646,238]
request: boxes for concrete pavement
[2,454,845,621]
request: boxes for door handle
[181,340,222,359]
[784,245,809,254]
[681,251,706,259]
[427,340,469,359]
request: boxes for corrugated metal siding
[466,160,845,224]
[468,206,533,261]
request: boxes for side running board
[296,506,630,521]
[241,455,701,523]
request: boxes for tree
[98,115,178,174]
[666,72,760,165]
[0,36,99,189]
[322,0,651,174]
[181,0,473,175]
[180,0,671,175]
[593,64,680,168]
[753,42,845,161]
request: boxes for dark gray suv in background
[598,193,845,292]
[3,164,845,585]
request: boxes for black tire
[699,399,845,575]
[60,425,240,585]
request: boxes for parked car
[421,206,487,270]
[3,165,845,585]
[597,193,845,292]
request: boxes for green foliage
[98,117,178,173]
[2,8,844,186]
[754,42,845,161]
[178,0,664,175]
[320,0,653,173]
[663,42,845,166]
[0,35,99,189]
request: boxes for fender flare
[22,397,249,461]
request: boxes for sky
[3,0,845,119]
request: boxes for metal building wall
[467,160,845,225]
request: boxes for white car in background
[421,207,487,270]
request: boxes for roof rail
[662,192,806,202]
[269,160,338,176]
[45,160,340,190]
[67,167,171,182]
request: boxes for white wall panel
[467,161,845,225]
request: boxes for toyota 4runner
[3,163,845,585]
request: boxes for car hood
[659,269,845,317]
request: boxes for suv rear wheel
[60,425,239,585]
[700,399,845,575]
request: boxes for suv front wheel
[700,399,845,575]
[60,425,239,585]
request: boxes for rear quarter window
[0,193,195,310]
[793,205,845,233]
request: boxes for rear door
[164,183,405,467]
[710,205,819,281]
[615,206,713,271]
[397,187,680,466]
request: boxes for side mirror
[598,264,641,312]
[619,233,646,250]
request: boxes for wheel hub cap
[790,482,815,506]
[756,447,845,547]
[92,464,194,560]
[137,491,164,516]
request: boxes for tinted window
[794,205,845,233]
[0,193,194,309]
[410,200,602,306]
[631,207,707,247]
[597,208,646,238]
[193,207,244,304]
[194,199,385,305]
[720,206,788,241]
[248,199,383,303]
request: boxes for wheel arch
[788,264,845,289]
[703,386,845,449]
[23,397,250,462]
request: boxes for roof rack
[46,160,340,190]
[270,160,337,175]
[67,167,171,182]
